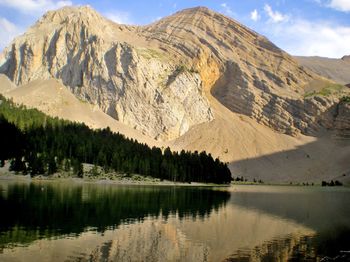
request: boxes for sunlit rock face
[0,6,213,141]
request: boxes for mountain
[0,6,349,183]
[295,55,350,85]
[0,6,214,141]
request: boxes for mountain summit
[0,6,349,140]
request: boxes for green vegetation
[165,64,200,87]
[136,48,165,60]
[341,96,350,103]
[304,83,345,98]
[0,95,232,184]
[174,64,199,75]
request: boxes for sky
[0,0,349,58]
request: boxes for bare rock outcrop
[333,100,350,138]
[0,6,213,140]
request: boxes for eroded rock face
[213,67,338,136]
[0,6,348,139]
[334,101,350,138]
[141,7,349,137]
[0,6,213,140]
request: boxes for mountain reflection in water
[0,182,230,248]
[0,182,349,261]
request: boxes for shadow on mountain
[229,134,350,183]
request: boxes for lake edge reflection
[0,182,349,261]
[0,181,230,249]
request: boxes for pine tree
[72,159,83,178]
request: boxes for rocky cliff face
[0,6,348,140]
[0,6,213,140]
[334,100,350,138]
[213,69,345,136]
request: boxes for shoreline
[0,173,230,187]
[1,171,347,188]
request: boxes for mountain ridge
[295,55,350,85]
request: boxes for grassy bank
[0,162,229,187]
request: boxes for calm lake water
[0,181,349,261]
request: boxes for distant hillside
[295,56,350,85]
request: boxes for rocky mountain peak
[1,5,348,141]
[31,5,113,36]
[173,6,213,16]
[38,5,103,24]
[0,6,215,141]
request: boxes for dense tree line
[321,180,343,187]
[0,95,232,184]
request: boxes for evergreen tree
[9,157,26,174]
[72,159,83,178]
[47,156,58,175]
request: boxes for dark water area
[0,182,349,261]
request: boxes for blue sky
[0,0,349,57]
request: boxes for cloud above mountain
[0,17,22,50]
[326,0,350,12]
[250,9,260,22]
[0,0,72,15]
[264,4,289,23]
[105,10,132,24]
[266,18,350,57]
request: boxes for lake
[0,181,349,261]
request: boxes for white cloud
[105,11,132,25]
[0,17,22,50]
[250,9,260,22]
[153,16,163,22]
[220,3,234,16]
[265,19,350,57]
[328,0,350,12]
[264,4,289,23]
[0,0,72,15]
[313,0,350,12]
